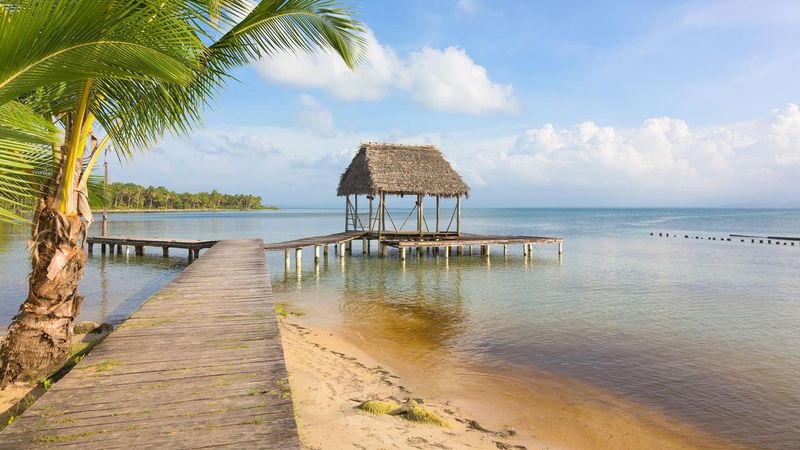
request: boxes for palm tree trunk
[0,202,86,386]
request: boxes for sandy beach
[278,313,731,450]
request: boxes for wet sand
[279,313,735,449]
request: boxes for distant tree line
[104,182,274,210]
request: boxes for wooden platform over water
[2,240,300,449]
[87,235,218,259]
[263,231,365,250]
[264,231,563,264]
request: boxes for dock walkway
[86,236,218,260]
[2,240,300,449]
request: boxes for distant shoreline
[105,207,279,213]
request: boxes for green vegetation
[241,416,269,425]
[82,360,122,373]
[275,303,290,318]
[391,404,449,427]
[103,182,275,211]
[357,400,449,427]
[0,0,365,386]
[357,400,399,415]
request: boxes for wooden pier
[264,231,563,265]
[86,236,218,260]
[2,240,300,449]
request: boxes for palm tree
[0,0,364,386]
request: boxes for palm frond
[0,101,59,222]
[0,0,204,105]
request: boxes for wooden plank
[382,233,563,248]
[263,231,366,250]
[2,240,300,449]
[86,236,218,251]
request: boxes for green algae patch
[82,359,122,373]
[357,400,399,415]
[241,416,268,425]
[119,318,171,330]
[222,343,250,350]
[275,303,289,318]
[390,405,449,427]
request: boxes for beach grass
[357,400,399,415]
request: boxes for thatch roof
[337,143,470,198]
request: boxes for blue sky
[113,0,800,207]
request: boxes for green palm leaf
[0,0,203,105]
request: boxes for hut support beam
[456,195,461,236]
[368,196,373,233]
[435,195,440,233]
[417,194,424,237]
[295,248,302,269]
[344,195,350,232]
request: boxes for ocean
[1,208,798,448]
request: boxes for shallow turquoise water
[1,208,798,448]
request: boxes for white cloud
[255,29,518,115]
[402,47,518,114]
[455,0,479,14]
[297,95,335,137]
[459,104,800,204]
[115,105,800,207]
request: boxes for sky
[111,0,800,207]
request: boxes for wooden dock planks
[1,240,300,449]
[263,231,366,250]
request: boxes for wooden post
[193,249,200,259]
[338,242,344,257]
[417,194,423,236]
[527,243,533,256]
[162,246,169,257]
[362,238,368,254]
[354,195,359,230]
[522,244,528,256]
[188,248,194,262]
[344,195,350,232]
[400,247,406,260]
[295,248,302,269]
[117,244,122,254]
[444,246,449,260]
[135,245,144,256]
[435,195,440,234]
[314,245,320,263]
[503,244,508,256]
[88,242,93,254]
[323,244,329,256]
[485,245,490,257]
[558,241,563,255]
[284,249,290,267]
[456,195,461,236]
[381,192,386,232]
[368,196,373,233]
[101,244,106,255]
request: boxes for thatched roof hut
[337,143,469,198]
